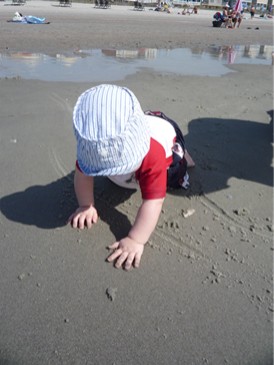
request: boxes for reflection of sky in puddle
[0,45,273,82]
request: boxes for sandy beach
[0,1,273,364]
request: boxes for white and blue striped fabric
[73,84,150,176]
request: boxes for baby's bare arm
[107,198,164,270]
[129,198,164,244]
[68,168,98,229]
[74,167,95,207]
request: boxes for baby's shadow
[94,177,136,238]
[170,111,273,197]
[1,172,135,238]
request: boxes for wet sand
[0,0,273,52]
[0,2,273,364]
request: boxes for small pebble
[18,273,25,281]
[106,287,117,302]
[182,208,195,218]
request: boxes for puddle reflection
[0,45,272,82]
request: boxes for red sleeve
[136,139,169,200]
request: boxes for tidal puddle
[0,45,272,82]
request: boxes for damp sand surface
[0,2,273,365]
[0,0,273,52]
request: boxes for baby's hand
[67,206,98,229]
[107,237,145,271]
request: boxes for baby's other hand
[67,206,98,229]
[107,237,145,271]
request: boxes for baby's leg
[185,150,195,167]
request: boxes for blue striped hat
[73,84,150,176]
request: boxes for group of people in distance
[155,1,198,14]
[154,1,173,13]
[213,4,243,28]
[180,5,198,15]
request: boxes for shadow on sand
[169,110,273,197]
[1,172,135,238]
[1,111,273,234]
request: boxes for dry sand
[0,1,273,364]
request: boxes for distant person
[250,5,255,18]
[181,5,192,15]
[154,1,163,11]
[163,2,171,13]
[222,5,230,26]
[231,10,243,28]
